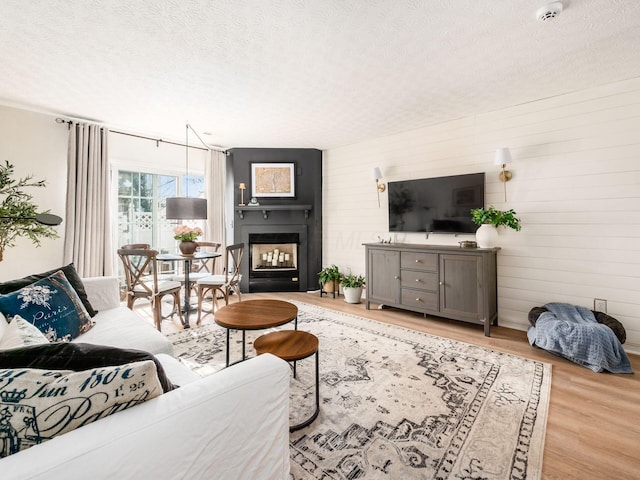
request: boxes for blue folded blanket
[527,302,632,373]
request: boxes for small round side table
[253,330,319,432]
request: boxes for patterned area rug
[168,301,551,480]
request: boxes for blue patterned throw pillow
[0,270,94,342]
[0,263,97,317]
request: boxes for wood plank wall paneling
[323,77,640,353]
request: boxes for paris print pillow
[0,270,94,342]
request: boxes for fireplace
[230,147,322,293]
[249,233,300,292]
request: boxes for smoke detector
[536,1,563,22]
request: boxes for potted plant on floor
[340,273,365,304]
[318,264,341,295]
[470,206,521,248]
[0,161,59,261]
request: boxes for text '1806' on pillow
[0,360,163,458]
[0,263,97,317]
[0,342,176,394]
[0,270,94,342]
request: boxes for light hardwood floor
[136,291,640,480]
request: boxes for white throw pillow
[0,315,50,350]
[0,359,163,458]
[0,311,8,339]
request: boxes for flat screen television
[388,172,485,233]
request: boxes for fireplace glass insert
[249,233,300,292]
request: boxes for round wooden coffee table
[254,330,319,432]
[214,299,298,366]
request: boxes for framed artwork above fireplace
[251,162,295,198]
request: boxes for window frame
[111,161,206,254]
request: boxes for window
[116,170,205,251]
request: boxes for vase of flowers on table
[173,225,203,256]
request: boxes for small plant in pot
[318,264,341,294]
[340,273,366,304]
[470,206,522,230]
[470,206,521,248]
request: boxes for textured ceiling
[0,0,639,149]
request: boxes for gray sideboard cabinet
[364,243,499,336]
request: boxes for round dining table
[156,251,221,328]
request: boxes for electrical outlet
[594,298,607,313]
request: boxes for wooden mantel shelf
[235,204,312,220]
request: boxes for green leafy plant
[340,273,366,288]
[0,161,59,261]
[318,264,342,285]
[470,206,522,231]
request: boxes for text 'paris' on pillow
[0,270,94,342]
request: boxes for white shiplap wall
[323,77,640,353]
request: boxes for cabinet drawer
[401,289,438,310]
[401,271,438,291]
[401,252,437,271]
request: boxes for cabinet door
[366,248,400,305]
[439,254,482,320]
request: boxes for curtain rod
[55,117,226,152]
[110,129,209,152]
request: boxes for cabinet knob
[415,259,421,263]
[415,278,421,283]
[416,297,421,302]
[394,276,400,280]
[439,281,443,286]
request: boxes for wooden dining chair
[117,248,184,331]
[196,243,244,325]
[120,243,151,250]
[171,241,222,297]
[194,241,222,274]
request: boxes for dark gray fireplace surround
[229,148,322,293]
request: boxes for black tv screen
[388,173,485,233]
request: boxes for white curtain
[63,123,114,277]
[205,149,226,274]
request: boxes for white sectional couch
[0,276,291,479]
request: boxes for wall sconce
[238,182,246,206]
[494,147,513,202]
[371,167,386,208]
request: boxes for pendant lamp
[166,123,208,220]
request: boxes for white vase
[475,224,499,248]
[343,286,363,304]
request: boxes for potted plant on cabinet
[470,206,521,248]
[340,273,366,304]
[318,264,341,295]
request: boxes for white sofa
[0,276,291,479]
